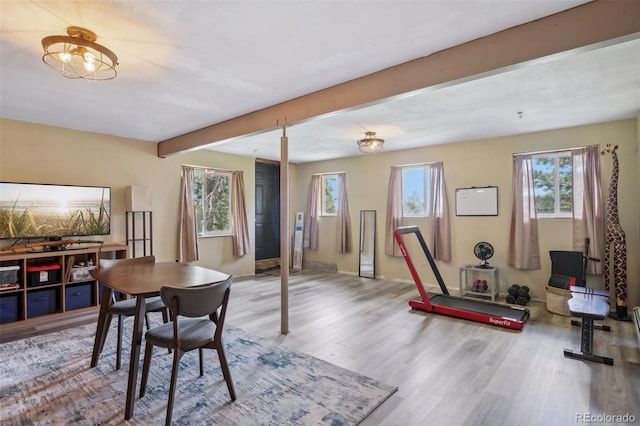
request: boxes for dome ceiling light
[42,26,118,81]
[357,131,384,154]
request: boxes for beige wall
[1,117,638,307]
[0,118,257,278]
[293,119,639,307]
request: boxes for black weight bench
[563,287,613,365]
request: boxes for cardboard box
[545,285,571,316]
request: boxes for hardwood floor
[227,270,640,426]
[0,309,98,343]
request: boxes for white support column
[280,125,290,334]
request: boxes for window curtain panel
[335,173,352,253]
[508,155,541,269]
[303,175,321,249]
[385,166,403,257]
[178,165,199,262]
[428,162,451,262]
[572,146,604,274]
[231,171,251,257]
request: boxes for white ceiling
[1,1,639,164]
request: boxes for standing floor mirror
[359,210,376,278]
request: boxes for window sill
[199,233,233,238]
[537,215,572,219]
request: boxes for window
[192,168,232,236]
[532,152,572,217]
[402,166,431,217]
[320,174,339,216]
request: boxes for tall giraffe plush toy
[601,144,630,321]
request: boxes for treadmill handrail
[394,226,449,295]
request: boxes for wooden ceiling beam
[157,1,640,158]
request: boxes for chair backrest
[99,255,155,270]
[160,276,233,319]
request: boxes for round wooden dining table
[90,261,230,420]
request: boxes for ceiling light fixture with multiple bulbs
[357,131,385,153]
[42,26,118,81]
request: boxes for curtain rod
[512,144,599,157]
[312,171,346,176]
[181,164,233,173]
[392,161,439,167]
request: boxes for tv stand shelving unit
[0,243,128,342]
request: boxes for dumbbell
[471,279,481,292]
[506,284,520,304]
[516,285,531,305]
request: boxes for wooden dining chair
[99,256,169,370]
[139,276,236,426]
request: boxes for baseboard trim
[302,261,337,273]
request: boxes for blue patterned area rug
[0,322,396,425]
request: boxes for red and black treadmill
[394,226,530,331]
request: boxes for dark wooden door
[255,162,280,261]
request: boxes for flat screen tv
[0,182,111,240]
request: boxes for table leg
[91,285,113,368]
[125,296,146,420]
